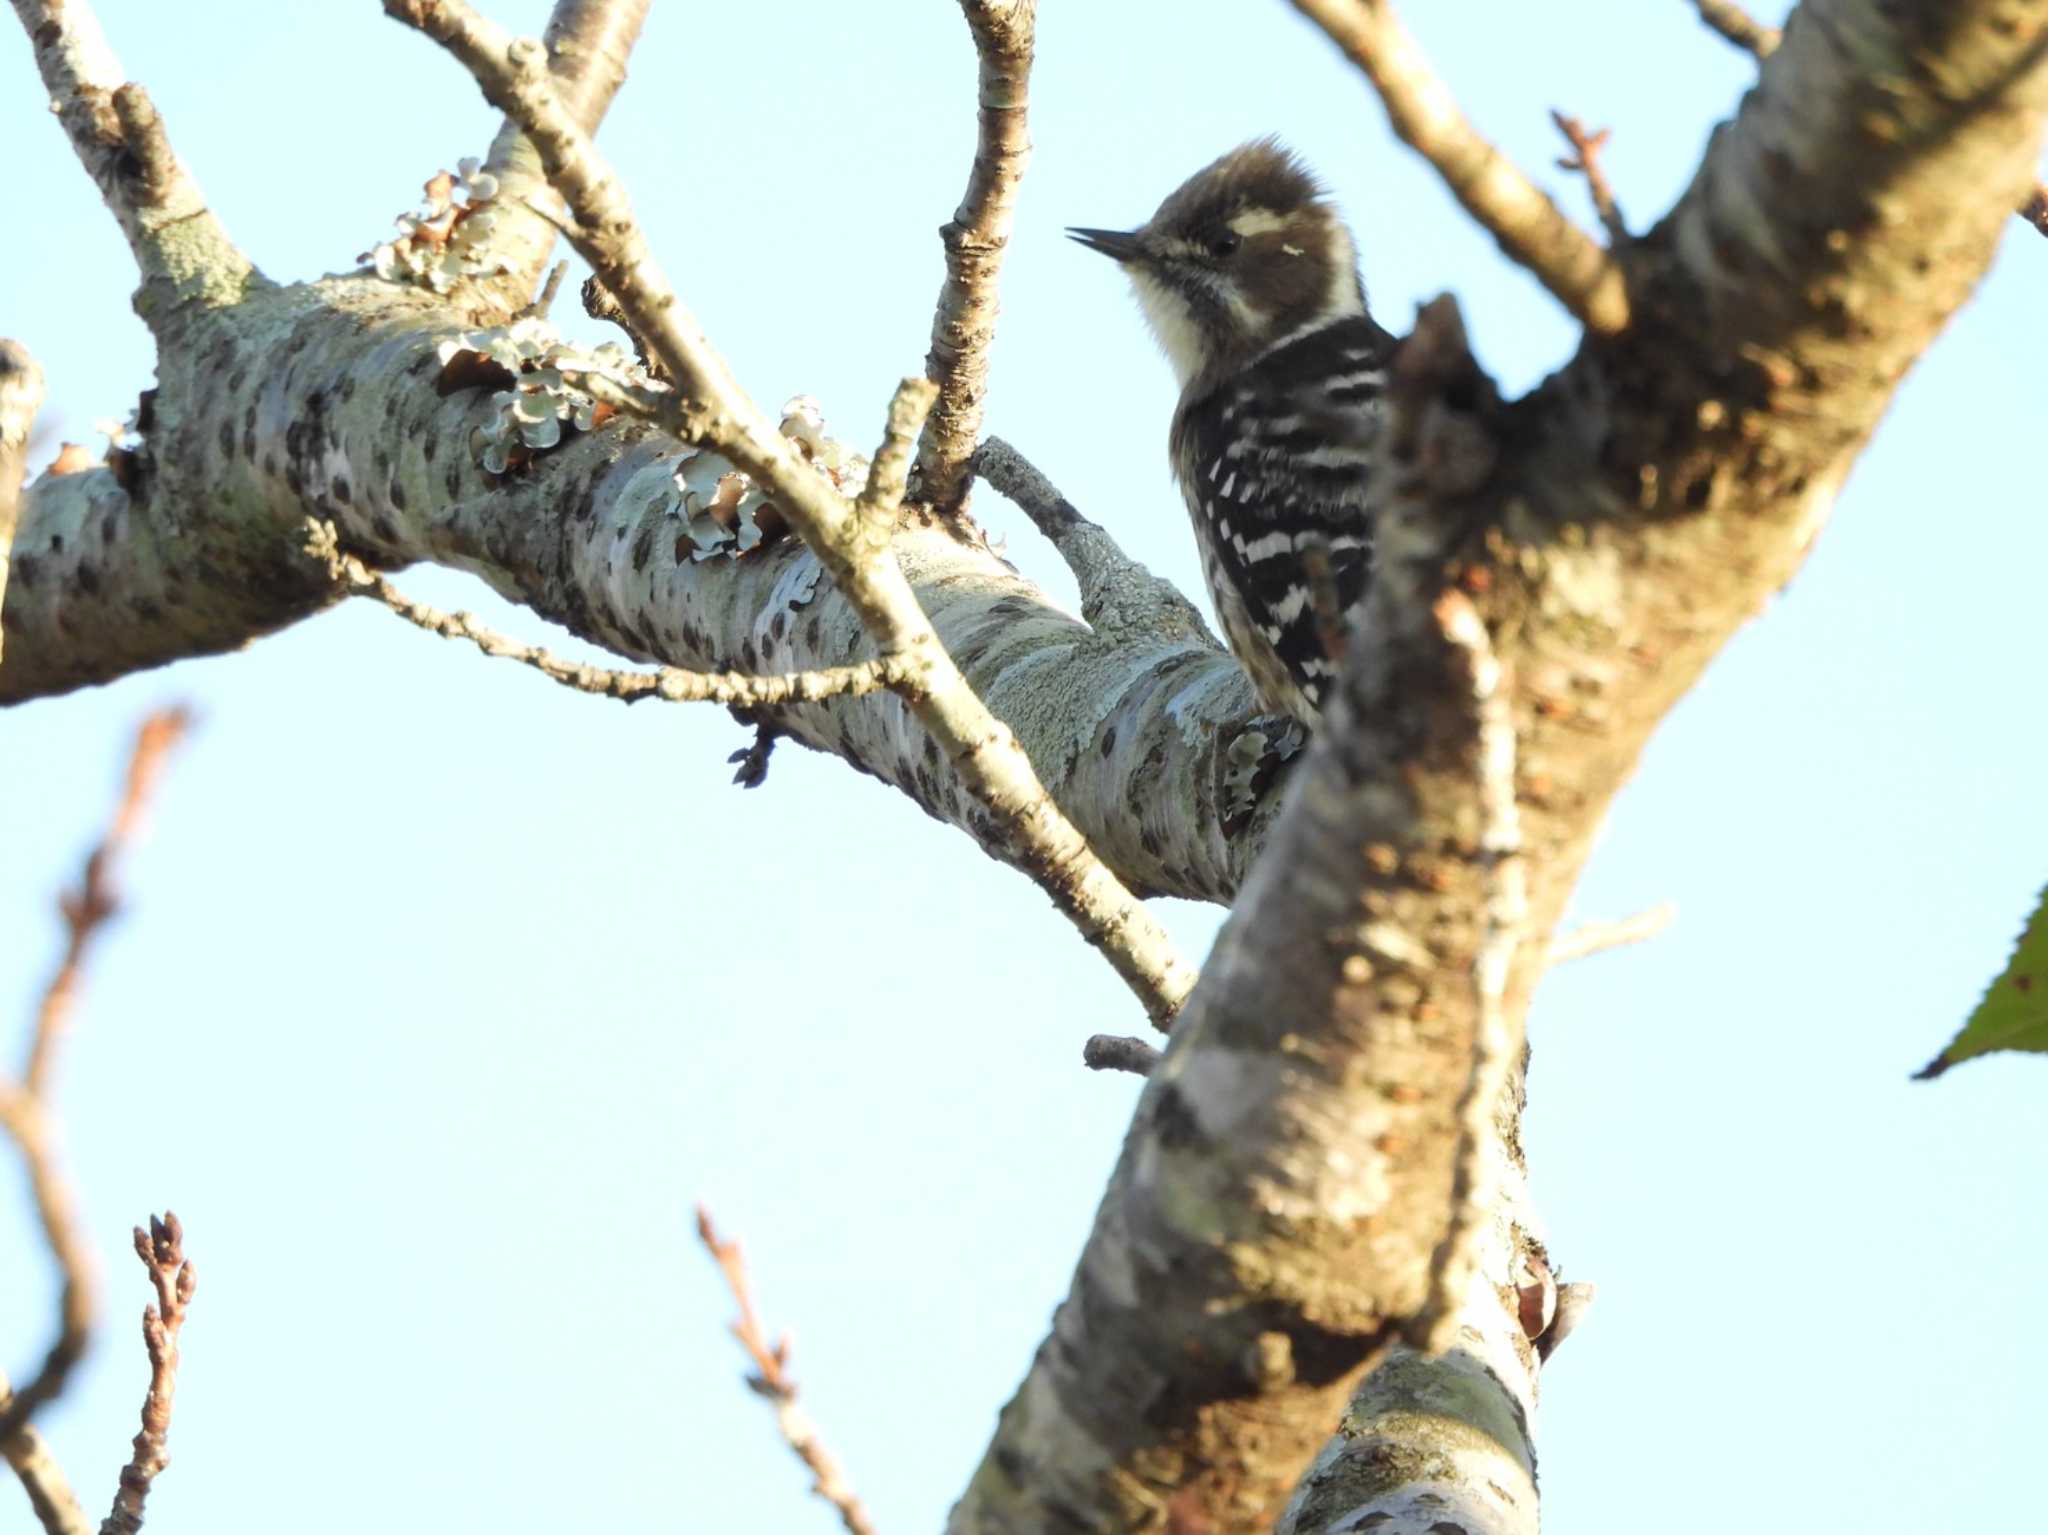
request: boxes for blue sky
[3,2,2043,1531]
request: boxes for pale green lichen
[363,159,510,295]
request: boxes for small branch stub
[1082,1033,1161,1076]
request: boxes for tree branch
[1409,591,1525,1358]
[916,0,1037,513]
[1287,0,1630,334]
[99,1213,195,1535]
[971,436,1215,644]
[0,1369,88,1535]
[465,0,651,300]
[381,0,1198,1029]
[695,1208,875,1535]
[1548,902,1676,966]
[1,710,189,1457]
[1684,0,2048,236]
[342,555,915,708]
[7,0,257,310]
[1689,0,1782,55]
[1550,110,1626,242]
[955,1,2048,1520]
[1081,1033,1160,1076]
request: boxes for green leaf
[1916,884,2048,1080]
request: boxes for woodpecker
[1070,138,1394,724]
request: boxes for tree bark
[3,0,2043,1531]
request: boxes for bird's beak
[1067,226,1144,263]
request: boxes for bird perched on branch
[1071,138,1394,725]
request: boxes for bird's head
[1069,138,1366,389]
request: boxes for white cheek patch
[1129,268,1208,387]
[1323,220,1365,317]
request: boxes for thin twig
[856,377,938,524]
[1547,902,1676,966]
[1289,0,1629,334]
[917,0,1037,512]
[0,1089,94,1453]
[0,711,190,1455]
[516,258,570,320]
[1082,1034,1160,1076]
[25,709,191,1098]
[1684,0,2048,239]
[340,555,912,708]
[385,0,1199,1030]
[1410,591,1525,1356]
[694,1208,877,1535]
[2,1369,89,1535]
[98,1213,195,1535]
[1550,111,1626,242]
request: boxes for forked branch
[0,710,190,1459]
[383,0,1198,1029]
[8,0,253,297]
[1288,0,1630,332]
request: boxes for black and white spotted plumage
[1071,139,1390,724]
[1173,313,1394,721]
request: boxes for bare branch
[694,1208,876,1535]
[1547,902,1676,966]
[528,0,649,127]
[857,377,938,523]
[0,1370,88,1535]
[1081,1034,1159,1076]
[1689,0,1781,55]
[0,339,43,669]
[0,1088,95,1453]
[1288,0,1629,334]
[971,437,1213,644]
[24,709,191,1099]
[383,0,1199,1029]
[7,0,254,300]
[1550,110,1626,242]
[468,0,651,296]
[917,0,1037,512]
[341,556,913,709]
[1409,592,1526,1357]
[516,259,570,320]
[0,711,188,1457]
[98,1213,195,1535]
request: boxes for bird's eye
[1209,229,1242,259]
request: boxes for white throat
[1128,268,1208,388]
